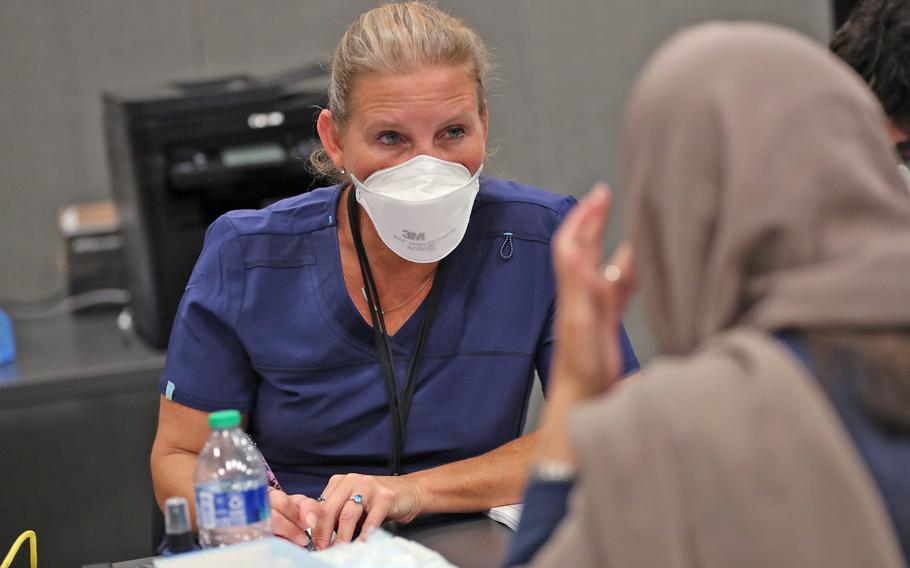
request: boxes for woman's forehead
[348,65,481,125]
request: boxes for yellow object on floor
[1,530,37,568]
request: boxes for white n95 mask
[351,155,482,263]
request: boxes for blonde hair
[310,1,492,181]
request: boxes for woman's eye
[444,126,466,139]
[378,132,400,145]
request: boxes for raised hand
[550,183,636,398]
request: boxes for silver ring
[603,264,621,282]
[316,496,326,503]
[349,494,364,505]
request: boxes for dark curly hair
[830,0,910,133]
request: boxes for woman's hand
[532,184,637,467]
[269,489,320,548]
[550,184,636,399]
[310,473,424,549]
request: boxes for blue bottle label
[196,485,270,530]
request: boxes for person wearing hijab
[505,22,910,568]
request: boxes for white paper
[485,504,523,531]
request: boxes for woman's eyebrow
[437,111,473,125]
[362,118,405,132]
[362,113,474,134]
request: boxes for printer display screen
[221,143,286,167]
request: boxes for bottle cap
[208,409,241,429]
[164,496,191,535]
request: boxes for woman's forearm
[151,446,201,528]
[532,381,587,467]
[150,397,221,530]
[408,431,539,513]
[405,375,608,514]
[532,371,637,468]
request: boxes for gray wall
[0,0,832,363]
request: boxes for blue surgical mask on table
[351,155,482,263]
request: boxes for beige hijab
[532,22,910,568]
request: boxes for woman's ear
[317,109,345,170]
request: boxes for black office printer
[103,65,328,348]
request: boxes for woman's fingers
[605,243,637,315]
[310,473,345,548]
[586,243,636,385]
[312,474,371,549]
[358,487,395,541]
[335,497,366,544]
[549,183,629,395]
[269,490,299,525]
[554,185,614,338]
[271,510,312,548]
[554,184,612,285]
[319,474,343,503]
[553,195,588,276]
[268,490,311,548]
[289,494,320,532]
[309,474,407,547]
[575,184,611,264]
[592,244,636,315]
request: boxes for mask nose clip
[499,232,514,261]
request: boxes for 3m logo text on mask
[402,230,426,242]
[352,155,483,263]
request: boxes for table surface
[0,307,164,381]
[0,308,165,405]
[111,515,513,568]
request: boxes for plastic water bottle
[193,409,272,547]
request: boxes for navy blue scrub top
[161,177,640,498]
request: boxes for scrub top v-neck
[309,188,457,356]
[161,178,641,498]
